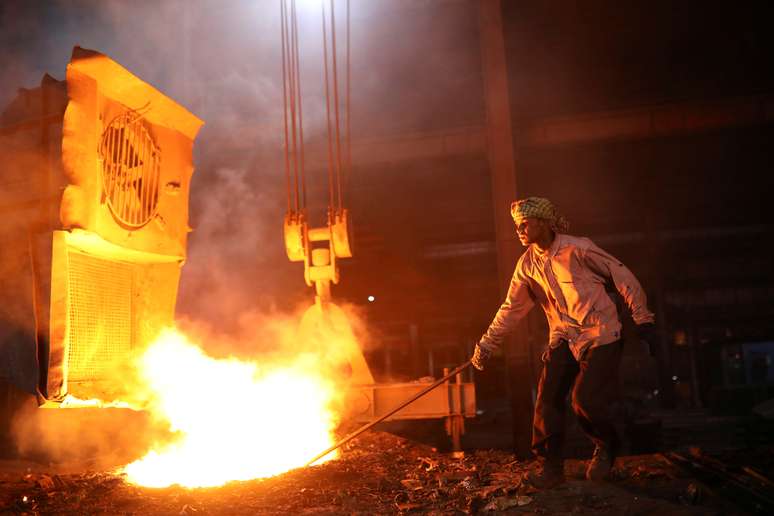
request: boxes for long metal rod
[305,359,473,467]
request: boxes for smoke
[0,1,487,388]
[0,1,487,466]
[0,2,50,110]
[74,0,352,326]
[11,402,172,471]
[177,165,291,327]
[1,1,485,329]
[8,299,374,467]
[173,300,374,359]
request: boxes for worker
[471,197,656,488]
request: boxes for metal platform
[348,369,476,452]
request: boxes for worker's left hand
[637,323,658,357]
[471,343,492,371]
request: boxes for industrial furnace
[0,47,202,403]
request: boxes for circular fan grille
[99,112,161,228]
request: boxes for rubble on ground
[1,429,770,514]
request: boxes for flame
[122,328,341,488]
[59,394,135,409]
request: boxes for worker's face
[514,217,549,246]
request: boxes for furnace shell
[0,47,203,402]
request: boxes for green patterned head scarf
[510,197,570,233]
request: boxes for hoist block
[331,208,353,258]
[283,211,307,262]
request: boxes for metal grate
[99,111,161,228]
[66,251,133,383]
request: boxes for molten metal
[122,328,341,488]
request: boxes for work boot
[585,444,616,481]
[523,458,565,489]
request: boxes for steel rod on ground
[305,359,473,467]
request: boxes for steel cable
[288,0,300,213]
[344,0,351,212]
[329,0,344,213]
[291,0,307,209]
[280,0,292,212]
[321,2,336,211]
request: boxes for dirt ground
[2,427,763,515]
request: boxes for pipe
[305,359,473,467]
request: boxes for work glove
[637,323,658,357]
[471,342,493,371]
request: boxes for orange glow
[59,395,135,409]
[122,328,342,488]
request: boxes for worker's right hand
[471,343,492,371]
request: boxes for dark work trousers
[531,339,623,461]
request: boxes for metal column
[478,0,534,458]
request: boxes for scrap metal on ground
[2,428,770,514]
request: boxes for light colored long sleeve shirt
[480,234,654,359]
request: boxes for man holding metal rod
[472,197,657,488]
